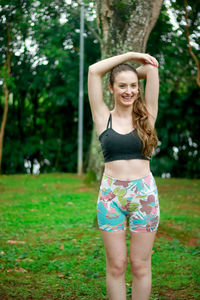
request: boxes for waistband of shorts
[102,171,153,182]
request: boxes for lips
[121,96,133,101]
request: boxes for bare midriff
[104,159,151,181]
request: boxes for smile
[121,96,133,101]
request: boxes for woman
[88,52,160,300]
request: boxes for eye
[119,84,126,88]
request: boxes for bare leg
[129,231,157,300]
[100,230,127,300]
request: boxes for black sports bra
[99,114,150,163]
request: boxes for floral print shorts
[97,172,160,232]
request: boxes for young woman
[88,52,160,300]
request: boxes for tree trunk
[0,24,11,174]
[87,0,163,181]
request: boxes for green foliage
[146,0,200,178]
[0,66,15,90]
[0,0,100,174]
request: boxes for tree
[145,0,200,179]
[87,0,163,180]
[0,1,33,173]
[0,1,100,174]
[0,23,11,174]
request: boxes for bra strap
[106,114,112,129]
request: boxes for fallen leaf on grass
[7,240,25,245]
[15,268,27,273]
[15,258,34,262]
[60,243,64,250]
[7,268,27,273]
[25,258,34,262]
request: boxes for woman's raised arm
[88,53,134,134]
[136,63,159,128]
[88,52,158,134]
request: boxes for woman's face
[109,71,138,107]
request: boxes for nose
[125,86,132,94]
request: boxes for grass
[0,172,199,299]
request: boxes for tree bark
[87,0,163,181]
[184,0,200,88]
[0,24,12,174]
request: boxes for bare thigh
[129,231,157,272]
[100,230,127,267]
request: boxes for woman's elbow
[88,65,97,75]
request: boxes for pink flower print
[140,194,155,214]
[111,221,126,230]
[107,177,112,186]
[107,206,118,215]
[134,226,147,233]
[114,180,131,188]
[100,191,115,202]
[143,175,152,188]
[105,206,120,219]
[105,213,119,219]
[146,224,153,232]
[151,206,157,214]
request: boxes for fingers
[144,54,159,67]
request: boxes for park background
[0,0,199,178]
[0,0,200,299]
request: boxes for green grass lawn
[0,173,199,299]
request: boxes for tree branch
[184,0,200,88]
[85,21,101,43]
[0,23,12,174]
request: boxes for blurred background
[0,0,199,178]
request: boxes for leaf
[15,268,27,273]
[118,196,127,206]
[7,268,27,273]
[60,243,64,249]
[127,202,139,212]
[7,240,25,245]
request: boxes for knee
[107,257,127,278]
[130,258,150,279]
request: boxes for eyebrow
[118,82,137,84]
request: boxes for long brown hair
[109,63,158,160]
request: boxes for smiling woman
[88,51,160,300]
[109,66,139,107]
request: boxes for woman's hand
[132,52,159,68]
